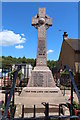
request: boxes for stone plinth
[20,67,65,107]
[27,66,56,87]
[20,87,65,106]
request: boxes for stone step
[15,104,70,118]
[15,96,66,106]
[24,107,59,113]
[20,87,63,97]
[16,87,66,106]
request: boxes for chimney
[63,32,68,40]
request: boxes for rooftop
[65,39,80,51]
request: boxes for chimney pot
[63,32,68,40]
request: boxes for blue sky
[1,2,78,60]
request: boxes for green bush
[60,70,71,87]
[73,101,80,110]
[60,70,70,78]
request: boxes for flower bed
[0,100,15,118]
[73,101,80,120]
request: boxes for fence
[0,64,32,88]
[1,65,80,120]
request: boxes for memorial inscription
[38,40,45,56]
[33,72,44,87]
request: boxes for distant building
[0,68,2,78]
[12,64,32,78]
[59,32,80,73]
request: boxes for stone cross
[32,8,52,66]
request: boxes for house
[59,32,80,73]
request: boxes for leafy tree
[1,56,59,70]
[21,56,27,63]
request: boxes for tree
[21,56,27,63]
[1,56,59,70]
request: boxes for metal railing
[64,65,80,103]
[2,65,21,120]
[1,65,80,120]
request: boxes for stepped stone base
[18,66,65,114]
[19,87,65,106]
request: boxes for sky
[0,2,78,60]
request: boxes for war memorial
[17,8,65,115]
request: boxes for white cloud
[47,49,54,54]
[21,34,25,37]
[0,30,26,46]
[15,44,24,49]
